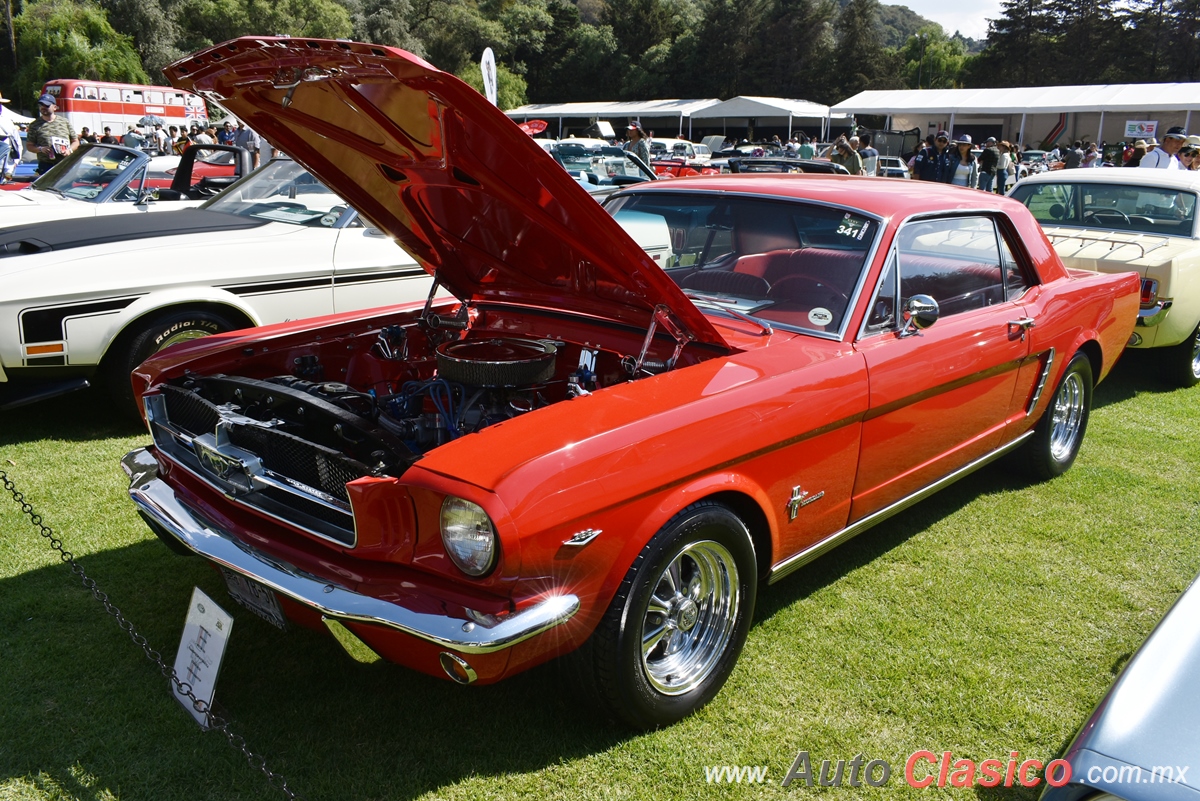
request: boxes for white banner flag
[481,48,498,107]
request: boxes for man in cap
[151,122,170,154]
[0,91,22,182]
[913,130,955,182]
[624,121,650,166]
[1140,126,1187,169]
[978,136,1000,192]
[26,93,78,175]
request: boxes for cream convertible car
[1011,169,1200,386]
[0,159,432,413]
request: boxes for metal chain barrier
[0,468,306,801]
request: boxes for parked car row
[3,40,1195,798]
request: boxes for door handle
[1007,317,1035,340]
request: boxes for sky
[895,0,1003,41]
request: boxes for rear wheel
[105,309,237,417]
[1163,324,1200,388]
[576,501,757,729]
[1020,351,1093,480]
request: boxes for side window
[998,234,1031,300]
[864,250,899,332]
[896,217,1006,317]
[99,87,119,102]
[73,86,85,99]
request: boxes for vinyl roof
[832,84,1200,115]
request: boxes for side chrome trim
[122,448,579,654]
[1026,348,1056,416]
[767,430,1035,585]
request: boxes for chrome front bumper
[121,447,579,654]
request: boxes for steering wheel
[1084,208,1131,226]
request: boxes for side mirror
[136,187,158,204]
[900,294,939,337]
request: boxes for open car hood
[165,37,727,351]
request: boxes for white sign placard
[481,47,498,107]
[171,586,234,728]
[1125,120,1158,138]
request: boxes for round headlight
[440,497,497,576]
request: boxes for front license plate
[220,568,287,630]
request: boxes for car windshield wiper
[686,293,773,336]
[37,186,65,197]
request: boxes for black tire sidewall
[1165,324,1200,388]
[610,504,757,729]
[106,310,234,415]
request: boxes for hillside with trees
[1,0,1198,112]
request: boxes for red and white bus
[39,79,209,136]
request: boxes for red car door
[851,215,1032,521]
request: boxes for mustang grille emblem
[195,440,245,482]
[787,485,824,521]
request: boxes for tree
[602,0,674,65]
[745,0,838,100]
[13,0,148,104]
[348,0,422,52]
[898,25,966,89]
[968,0,1055,86]
[830,0,889,98]
[95,0,180,78]
[455,59,527,108]
[173,0,352,54]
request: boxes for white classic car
[1010,169,1200,386]
[0,158,433,413]
[0,143,251,227]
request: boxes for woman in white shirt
[950,134,978,188]
[995,141,1012,194]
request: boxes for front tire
[1163,324,1200,388]
[1021,351,1093,480]
[105,309,237,416]
[580,501,757,729]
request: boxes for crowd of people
[76,117,266,168]
[909,132,1022,192]
[0,90,269,183]
[906,125,1200,191]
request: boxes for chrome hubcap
[640,540,739,695]
[157,330,211,352]
[1049,370,1085,461]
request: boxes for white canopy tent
[692,96,854,140]
[505,99,721,139]
[832,84,1200,146]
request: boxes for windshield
[32,145,144,202]
[202,160,353,226]
[606,192,878,337]
[549,144,655,185]
[1010,181,1198,237]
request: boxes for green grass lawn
[1,357,1197,801]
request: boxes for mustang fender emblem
[787,486,824,521]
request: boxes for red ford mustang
[121,37,1141,729]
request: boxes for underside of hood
[164,37,727,351]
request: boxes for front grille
[162,384,219,435]
[152,383,365,547]
[227,424,365,504]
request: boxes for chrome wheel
[1049,369,1086,461]
[157,329,212,351]
[640,540,740,695]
